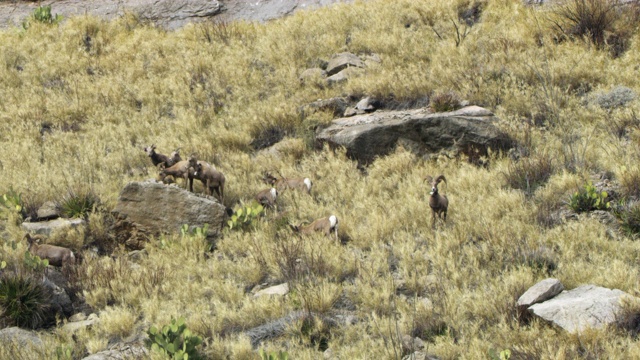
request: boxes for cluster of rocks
[299,52,381,86]
[517,278,634,333]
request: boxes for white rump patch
[304,178,312,190]
[329,215,337,228]
[270,188,277,198]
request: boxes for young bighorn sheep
[144,145,181,167]
[24,233,75,267]
[290,215,339,239]
[255,188,278,209]
[262,172,312,195]
[424,174,448,228]
[191,162,226,203]
[158,160,192,189]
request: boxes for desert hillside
[1,0,640,359]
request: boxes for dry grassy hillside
[1,0,640,358]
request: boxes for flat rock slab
[22,218,85,236]
[316,106,513,164]
[254,283,290,297]
[326,52,365,76]
[112,181,226,239]
[517,278,564,308]
[529,284,630,333]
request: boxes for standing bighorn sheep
[255,188,278,209]
[262,172,312,195]
[290,215,339,239]
[144,145,182,167]
[158,160,192,189]
[424,174,448,228]
[191,162,225,203]
[24,233,75,267]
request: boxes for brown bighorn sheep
[144,145,181,167]
[191,162,225,203]
[158,160,192,189]
[424,174,448,228]
[24,233,75,267]
[255,188,277,209]
[262,172,312,194]
[290,215,338,239]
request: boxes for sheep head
[262,172,277,186]
[144,144,156,157]
[424,174,446,195]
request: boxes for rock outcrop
[528,284,631,333]
[112,181,226,240]
[316,106,513,164]
[0,0,356,30]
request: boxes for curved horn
[434,174,446,185]
[424,175,433,183]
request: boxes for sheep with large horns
[424,174,448,228]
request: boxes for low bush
[0,274,51,329]
[568,182,610,213]
[57,188,100,219]
[429,91,461,112]
[503,155,554,196]
[593,86,637,110]
[146,317,203,360]
[614,201,640,239]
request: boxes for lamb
[144,145,181,167]
[424,174,448,228]
[158,160,192,190]
[262,172,312,195]
[191,162,225,203]
[255,187,278,209]
[24,233,75,267]
[290,215,339,239]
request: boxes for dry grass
[0,0,639,358]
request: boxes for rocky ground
[0,0,355,29]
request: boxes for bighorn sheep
[24,233,75,267]
[144,145,181,167]
[191,162,225,203]
[158,160,192,189]
[255,188,278,209]
[424,174,448,228]
[262,172,312,194]
[290,215,339,239]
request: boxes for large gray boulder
[316,106,513,164]
[112,181,226,240]
[528,285,631,333]
[0,327,44,353]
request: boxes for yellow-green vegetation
[1,0,640,358]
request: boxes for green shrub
[146,317,203,360]
[568,182,610,213]
[24,251,49,273]
[0,274,51,329]
[227,202,264,231]
[58,189,100,219]
[0,188,23,220]
[259,349,289,360]
[33,6,62,25]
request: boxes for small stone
[254,283,289,297]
